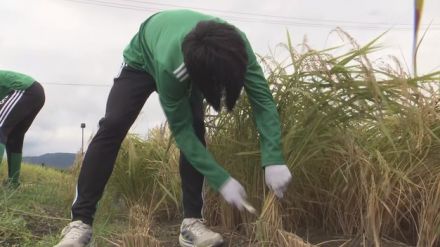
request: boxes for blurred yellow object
[413,0,425,75]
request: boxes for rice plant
[202,30,440,246]
[108,124,181,219]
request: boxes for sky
[0,0,439,156]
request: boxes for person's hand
[219,177,248,210]
[265,164,292,198]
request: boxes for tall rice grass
[204,31,440,246]
[104,32,439,246]
[108,125,181,219]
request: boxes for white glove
[265,164,292,198]
[219,177,247,211]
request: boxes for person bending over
[55,9,291,247]
[0,70,45,187]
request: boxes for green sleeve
[243,37,285,167]
[157,71,230,191]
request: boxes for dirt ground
[153,220,413,247]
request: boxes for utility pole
[81,123,86,156]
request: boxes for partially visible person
[0,70,45,187]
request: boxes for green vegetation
[1,33,439,246]
[0,163,72,246]
[0,161,127,246]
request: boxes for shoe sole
[178,234,224,247]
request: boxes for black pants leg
[0,82,45,147]
[71,66,156,225]
[4,82,45,153]
[180,90,205,219]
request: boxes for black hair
[182,20,248,112]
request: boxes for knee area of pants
[39,90,46,104]
[98,117,128,133]
[32,82,46,109]
[37,95,45,109]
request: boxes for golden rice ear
[413,0,425,76]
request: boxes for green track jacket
[123,9,285,190]
[0,70,35,100]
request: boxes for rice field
[105,32,440,246]
[1,31,438,246]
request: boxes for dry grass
[116,205,161,247]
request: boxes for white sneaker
[179,218,224,247]
[54,220,93,247]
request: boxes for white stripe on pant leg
[71,184,79,219]
[0,91,19,121]
[0,90,21,122]
[0,91,24,126]
[0,91,23,126]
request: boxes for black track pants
[0,82,45,150]
[71,66,205,225]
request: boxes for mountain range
[23,153,77,170]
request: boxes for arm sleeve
[157,72,230,191]
[242,36,285,167]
